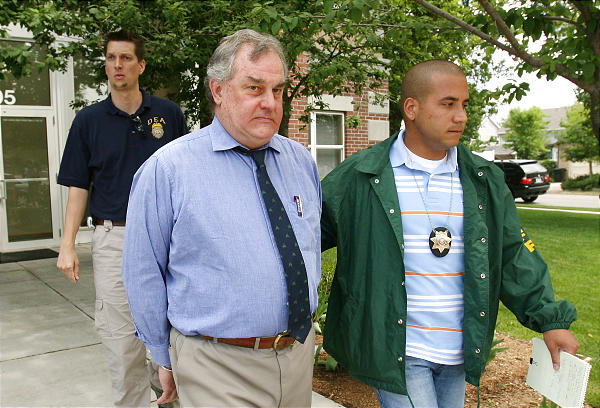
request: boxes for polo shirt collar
[209,115,282,153]
[104,88,150,116]
[389,129,458,173]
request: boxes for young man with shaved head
[321,60,579,407]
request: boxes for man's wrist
[160,365,173,372]
[59,239,76,250]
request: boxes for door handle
[0,179,5,200]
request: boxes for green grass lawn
[320,210,600,406]
[496,209,599,406]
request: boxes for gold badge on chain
[429,227,453,257]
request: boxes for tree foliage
[372,1,498,141]
[502,107,549,159]
[0,0,498,141]
[248,0,390,134]
[558,103,599,174]
[412,0,600,148]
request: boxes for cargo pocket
[94,299,110,338]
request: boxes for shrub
[314,344,339,371]
[486,338,508,367]
[539,159,557,181]
[318,259,336,304]
[313,252,339,371]
[312,250,336,330]
[539,397,558,408]
[561,174,600,191]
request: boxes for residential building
[544,106,600,178]
[476,115,515,159]
[474,106,599,178]
[0,27,389,254]
[287,54,389,176]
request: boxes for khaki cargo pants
[92,224,155,407]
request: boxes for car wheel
[522,195,538,203]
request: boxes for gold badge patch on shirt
[151,122,164,139]
[521,228,536,252]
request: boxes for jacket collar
[390,130,458,173]
[355,131,400,175]
[456,143,493,171]
[351,129,494,175]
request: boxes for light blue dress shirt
[122,117,322,366]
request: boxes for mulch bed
[312,332,596,408]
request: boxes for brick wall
[286,54,389,158]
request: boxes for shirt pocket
[283,195,320,261]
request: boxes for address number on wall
[0,89,16,105]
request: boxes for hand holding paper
[543,329,580,370]
[527,337,591,408]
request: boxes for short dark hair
[104,30,146,61]
[401,60,466,109]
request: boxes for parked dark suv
[493,159,550,203]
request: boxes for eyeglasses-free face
[105,41,145,92]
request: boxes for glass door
[0,108,60,250]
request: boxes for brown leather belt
[95,218,126,226]
[199,333,296,350]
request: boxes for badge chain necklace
[410,168,454,257]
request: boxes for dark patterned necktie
[235,147,312,343]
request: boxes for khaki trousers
[169,327,315,407]
[92,225,153,407]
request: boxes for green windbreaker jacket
[321,132,577,395]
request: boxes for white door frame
[0,32,77,252]
[0,106,61,252]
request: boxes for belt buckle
[272,332,288,350]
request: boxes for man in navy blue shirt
[56,30,187,407]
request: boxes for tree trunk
[591,89,600,150]
[279,92,291,137]
[590,160,593,176]
[279,112,290,137]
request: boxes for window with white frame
[309,112,345,177]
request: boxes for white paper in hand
[526,337,591,408]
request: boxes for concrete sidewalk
[0,245,343,407]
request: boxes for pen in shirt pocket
[294,195,303,217]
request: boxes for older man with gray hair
[122,29,322,407]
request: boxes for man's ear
[403,97,418,121]
[209,78,224,106]
[138,59,146,75]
